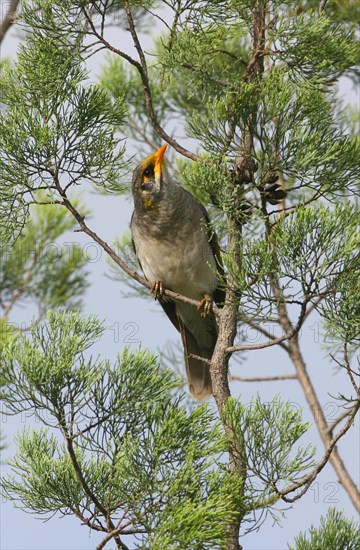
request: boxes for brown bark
[0,0,19,44]
[211,222,245,550]
[288,335,360,512]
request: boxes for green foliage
[225,395,314,526]
[1,311,239,548]
[1,311,316,544]
[255,70,360,198]
[0,319,18,356]
[1,310,105,415]
[0,201,89,316]
[227,204,360,323]
[184,67,360,203]
[179,156,237,210]
[271,204,359,298]
[0,28,127,241]
[276,12,359,80]
[288,507,360,550]
[161,22,248,97]
[320,265,360,348]
[1,0,359,547]
[5,428,86,514]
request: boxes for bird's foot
[197,293,213,318]
[151,281,165,301]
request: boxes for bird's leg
[197,293,213,318]
[151,280,165,301]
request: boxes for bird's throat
[142,196,155,209]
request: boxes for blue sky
[1,9,359,550]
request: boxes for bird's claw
[197,293,213,318]
[151,281,165,300]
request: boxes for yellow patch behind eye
[143,175,149,182]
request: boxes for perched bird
[131,144,225,400]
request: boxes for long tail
[177,303,218,400]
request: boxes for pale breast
[132,224,218,300]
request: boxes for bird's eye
[143,167,154,179]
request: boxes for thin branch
[115,506,131,531]
[27,200,64,206]
[330,351,359,399]
[326,407,355,436]
[80,6,142,70]
[123,1,197,161]
[143,6,171,30]
[211,48,240,61]
[230,374,297,382]
[96,512,146,550]
[127,116,159,150]
[62,425,129,550]
[2,287,24,318]
[277,400,360,503]
[159,0,182,90]
[304,293,326,319]
[227,331,294,352]
[189,353,211,364]
[303,282,340,320]
[244,319,290,352]
[267,192,321,217]
[72,413,115,438]
[228,302,306,353]
[344,343,360,398]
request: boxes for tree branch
[63,430,129,549]
[343,343,360,399]
[80,6,142,70]
[212,5,270,548]
[123,1,197,161]
[288,338,360,511]
[277,399,360,503]
[211,220,245,550]
[0,0,19,44]
[230,374,297,383]
[267,258,360,510]
[59,411,129,550]
[260,137,360,512]
[227,328,296,352]
[319,0,329,12]
[96,512,147,550]
[81,3,198,160]
[243,319,290,352]
[228,300,307,353]
[326,406,355,437]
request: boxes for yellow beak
[154,144,168,181]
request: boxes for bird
[130,144,225,400]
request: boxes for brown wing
[196,200,226,308]
[159,297,180,332]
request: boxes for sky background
[1,6,359,550]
